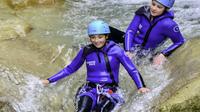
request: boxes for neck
[150,16,154,21]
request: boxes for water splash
[121,64,172,112]
[51,44,66,63]
[11,75,44,112]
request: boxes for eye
[152,0,158,6]
[89,35,95,39]
[98,35,106,39]
[90,35,98,41]
[157,5,164,9]
[152,2,156,6]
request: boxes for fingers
[153,54,167,65]
[126,52,134,59]
[138,87,150,94]
[42,79,50,86]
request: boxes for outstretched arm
[43,48,85,84]
[118,50,150,93]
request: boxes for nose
[151,5,157,11]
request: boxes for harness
[82,43,118,86]
[82,43,123,106]
[77,82,124,109]
[141,17,166,47]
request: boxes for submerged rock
[0,101,16,112]
[0,18,32,40]
[4,0,64,9]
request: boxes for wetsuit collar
[135,6,174,24]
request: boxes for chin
[150,12,156,16]
[97,46,103,48]
[94,45,102,48]
[153,14,159,17]
[150,11,157,16]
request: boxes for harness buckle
[96,84,104,95]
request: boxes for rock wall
[0,101,15,112]
[3,0,64,9]
[0,98,16,112]
[155,37,200,111]
[159,76,200,111]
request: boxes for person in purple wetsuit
[42,20,149,112]
[125,0,186,65]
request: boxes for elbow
[180,37,187,44]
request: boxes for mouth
[151,9,155,13]
[151,10,157,15]
[94,43,102,47]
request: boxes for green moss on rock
[159,96,200,112]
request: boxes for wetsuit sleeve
[125,15,141,51]
[117,49,146,89]
[48,48,85,83]
[161,22,186,56]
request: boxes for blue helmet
[156,0,175,8]
[87,20,110,36]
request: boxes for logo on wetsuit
[173,25,180,32]
[87,61,96,66]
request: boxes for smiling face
[150,0,166,17]
[89,34,108,48]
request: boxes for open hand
[138,87,150,93]
[126,51,135,59]
[153,53,167,65]
[42,79,50,86]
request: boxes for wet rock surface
[155,38,200,111]
[0,18,32,40]
[0,101,16,112]
[4,0,64,9]
[159,80,200,112]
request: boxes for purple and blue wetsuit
[48,41,145,88]
[47,41,146,111]
[125,6,186,56]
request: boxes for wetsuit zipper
[96,52,101,63]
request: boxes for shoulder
[158,11,176,27]
[135,5,150,15]
[111,44,123,51]
[160,18,177,29]
[108,43,125,56]
[159,19,182,34]
[107,41,122,50]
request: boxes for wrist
[47,79,51,83]
[159,53,165,57]
[160,52,167,57]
